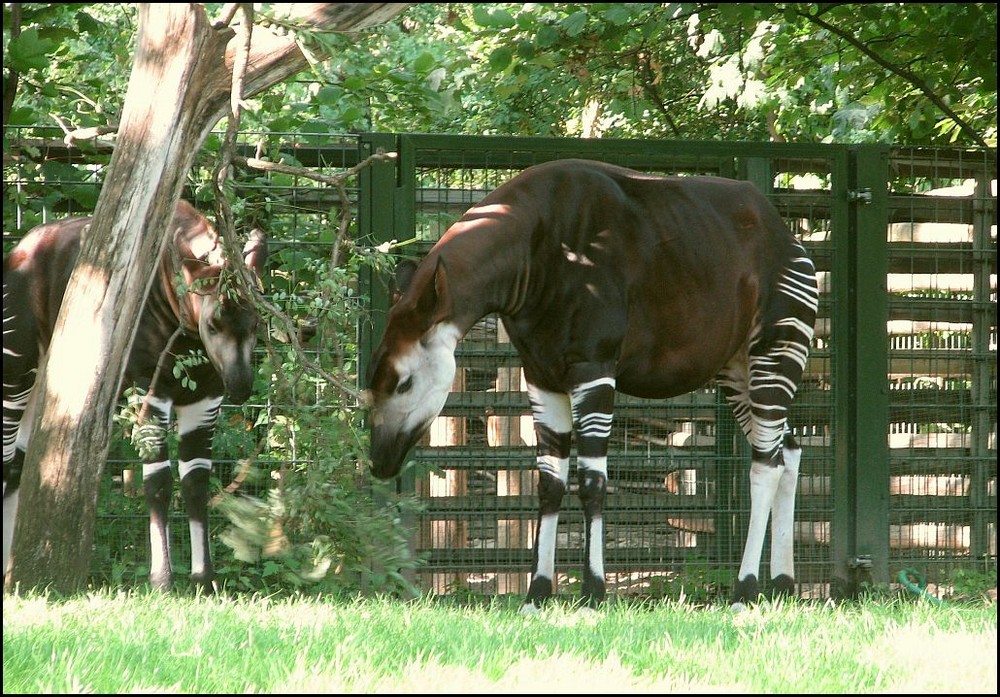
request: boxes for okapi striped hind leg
[568,374,614,609]
[718,266,816,608]
[717,361,801,610]
[3,285,40,581]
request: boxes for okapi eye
[397,376,413,394]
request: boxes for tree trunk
[8,2,410,594]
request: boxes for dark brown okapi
[365,159,819,612]
[3,200,266,592]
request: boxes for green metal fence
[3,128,995,599]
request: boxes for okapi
[3,200,266,593]
[366,159,819,613]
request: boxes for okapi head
[366,257,462,479]
[173,202,268,405]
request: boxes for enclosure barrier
[3,128,995,599]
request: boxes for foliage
[4,3,995,145]
[3,4,134,131]
[263,2,996,145]
[207,231,426,597]
[948,565,998,602]
[3,120,423,597]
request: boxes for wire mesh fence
[3,128,995,599]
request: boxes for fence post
[848,145,891,591]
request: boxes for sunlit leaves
[3,3,994,155]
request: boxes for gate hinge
[848,188,873,204]
[848,555,873,569]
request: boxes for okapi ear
[430,257,452,325]
[411,257,452,328]
[179,254,221,291]
[391,258,418,305]
[243,228,267,275]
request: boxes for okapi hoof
[190,572,216,596]
[770,574,795,599]
[149,572,173,593]
[730,574,762,611]
[518,602,542,617]
[521,576,554,615]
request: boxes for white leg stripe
[737,462,782,581]
[179,459,212,479]
[588,515,604,581]
[176,397,222,435]
[538,455,570,484]
[149,519,170,578]
[571,377,616,395]
[770,446,801,579]
[189,518,209,576]
[3,490,19,577]
[535,513,559,580]
[143,460,171,478]
[526,384,572,433]
[578,456,608,477]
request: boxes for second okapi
[3,200,266,593]
[366,159,819,613]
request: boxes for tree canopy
[4,3,997,147]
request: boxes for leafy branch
[797,6,992,150]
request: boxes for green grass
[3,591,996,693]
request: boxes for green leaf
[6,106,38,127]
[314,86,341,105]
[7,28,58,72]
[65,185,99,210]
[473,6,516,29]
[489,46,513,71]
[412,51,436,73]
[342,75,366,91]
[74,9,103,34]
[471,5,493,27]
[489,8,516,28]
[536,24,560,47]
[338,106,365,126]
[560,11,588,37]
[604,4,634,26]
[516,40,535,60]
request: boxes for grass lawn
[3,590,996,693]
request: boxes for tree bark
[9,2,411,594]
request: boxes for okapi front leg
[176,396,222,594]
[570,374,614,609]
[142,396,175,592]
[2,304,40,581]
[521,384,572,615]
